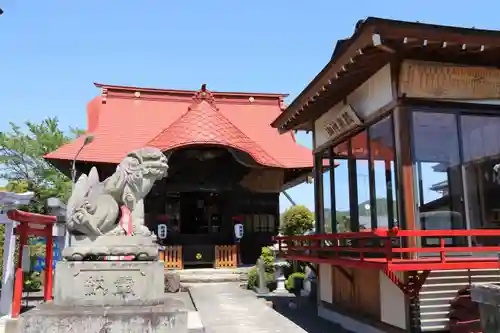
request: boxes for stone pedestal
[164,271,181,293]
[62,235,159,261]
[18,301,187,333]
[14,261,190,333]
[471,284,500,332]
[54,261,165,306]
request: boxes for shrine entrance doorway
[154,191,233,268]
[144,146,281,269]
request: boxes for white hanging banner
[21,246,31,273]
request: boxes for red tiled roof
[45,84,314,169]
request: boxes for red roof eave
[94,82,289,100]
[44,84,317,171]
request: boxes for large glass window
[333,145,351,232]
[318,106,500,241]
[327,114,397,233]
[352,130,369,231]
[412,111,465,245]
[461,115,500,231]
[323,149,333,233]
[314,153,324,233]
[369,116,398,230]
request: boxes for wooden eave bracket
[374,21,500,55]
[279,28,393,132]
[372,34,396,53]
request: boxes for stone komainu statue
[64,147,168,259]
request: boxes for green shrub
[260,246,275,272]
[285,272,305,291]
[23,272,42,292]
[246,267,258,289]
[246,267,276,291]
[280,205,314,236]
[246,246,277,290]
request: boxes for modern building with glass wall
[272,17,500,333]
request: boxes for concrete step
[174,267,252,284]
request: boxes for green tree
[0,118,82,282]
[337,215,351,233]
[280,205,314,236]
[0,117,84,213]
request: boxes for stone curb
[3,313,206,333]
[180,277,247,283]
[188,311,205,332]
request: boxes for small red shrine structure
[44,83,315,268]
[7,210,56,318]
[272,17,500,333]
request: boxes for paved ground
[0,283,350,332]
[189,282,350,333]
[265,294,352,333]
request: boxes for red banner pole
[11,226,27,318]
[44,228,54,301]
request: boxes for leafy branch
[0,117,84,213]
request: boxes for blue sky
[0,1,496,212]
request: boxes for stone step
[176,267,253,275]
[180,274,247,283]
[171,267,252,284]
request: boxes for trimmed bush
[285,272,305,292]
[260,246,275,272]
[246,246,277,291]
[246,267,276,291]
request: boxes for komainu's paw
[105,226,127,236]
[133,225,152,236]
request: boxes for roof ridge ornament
[192,83,218,110]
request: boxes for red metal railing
[274,229,500,271]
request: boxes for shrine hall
[44,83,315,268]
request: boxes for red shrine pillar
[44,227,54,302]
[8,209,57,317]
[11,224,27,318]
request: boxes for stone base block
[165,272,181,293]
[63,235,158,260]
[16,302,188,333]
[54,261,164,307]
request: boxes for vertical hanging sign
[157,224,168,239]
[234,223,244,242]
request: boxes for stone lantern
[271,234,289,294]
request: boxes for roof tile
[45,85,314,169]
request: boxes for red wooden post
[359,239,365,261]
[439,237,446,263]
[12,225,27,318]
[44,228,54,301]
[384,237,393,264]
